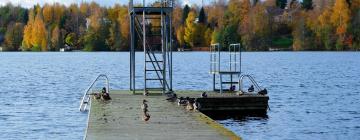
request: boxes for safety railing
[79,74,110,112]
[238,75,262,93]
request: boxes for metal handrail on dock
[238,74,262,93]
[79,74,110,112]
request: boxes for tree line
[0,0,359,51]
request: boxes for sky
[0,0,206,8]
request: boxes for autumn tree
[4,22,24,51]
[118,6,130,50]
[32,12,48,51]
[318,7,335,50]
[184,11,197,48]
[331,0,351,50]
[176,26,185,49]
[51,26,62,50]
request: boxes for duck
[201,92,207,98]
[229,85,236,92]
[186,98,195,111]
[177,97,187,106]
[258,88,268,95]
[248,85,255,92]
[143,112,150,121]
[166,93,177,102]
[143,90,149,96]
[141,99,148,112]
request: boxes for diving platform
[130,7,173,15]
[84,90,242,140]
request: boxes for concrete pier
[85,90,241,140]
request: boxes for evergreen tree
[198,7,206,24]
[276,0,287,9]
[302,0,313,10]
[182,4,190,24]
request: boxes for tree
[118,6,130,50]
[198,7,206,24]
[51,26,62,51]
[302,0,313,10]
[184,11,197,48]
[4,22,24,51]
[182,4,190,24]
[331,0,351,50]
[318,7,335,50]
[42,4,53,24]
[176,26,185,49]
[107,20,122,51]
[22,10,35,50]
[32,13,48,51]
[277,0,288,9]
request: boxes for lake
[0,52,359,140]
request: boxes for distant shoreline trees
[0,0,359,51]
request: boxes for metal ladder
[79,74,110,112]
[238,75,261,93]
[134,15,169,94]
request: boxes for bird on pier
[141,99,150,121]
[248,85,255,92]
[143,111,150,122]
[143,90,149,96]
[166,93,177,102]
[258,88,268,95]
[201,92,207,98]
[186,98,195,111]
[141,99,148,112]
[177,97,187,106]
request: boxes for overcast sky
[0,0,207,8]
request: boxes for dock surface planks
[85,90,240,140]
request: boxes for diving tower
[210,43,242,94]
[129,0,173,94]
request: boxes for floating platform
[85,90,268,140]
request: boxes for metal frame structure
[129,0,173,94]
[79,74,110,112]
[210,43,242,93]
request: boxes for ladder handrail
[238,74,262,93]
[79,74,110,112]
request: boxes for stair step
[145,69,163,71]
[146,78,164,81]
[221,82,239,84]
[145,60,163,63]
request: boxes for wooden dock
[85,90,241,140]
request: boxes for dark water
[0,52,359,139]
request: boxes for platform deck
[85,90,241,140]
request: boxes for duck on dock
[101,87,111,101]
[143,90,149,96]
[177,97,187,106]
[141,99,148,112]
[201,92,207,98]
[186,98,196,111]
[248,85,255,92]
[258,88,268,95]
[166,93,177,102]
[141,99,150,121]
